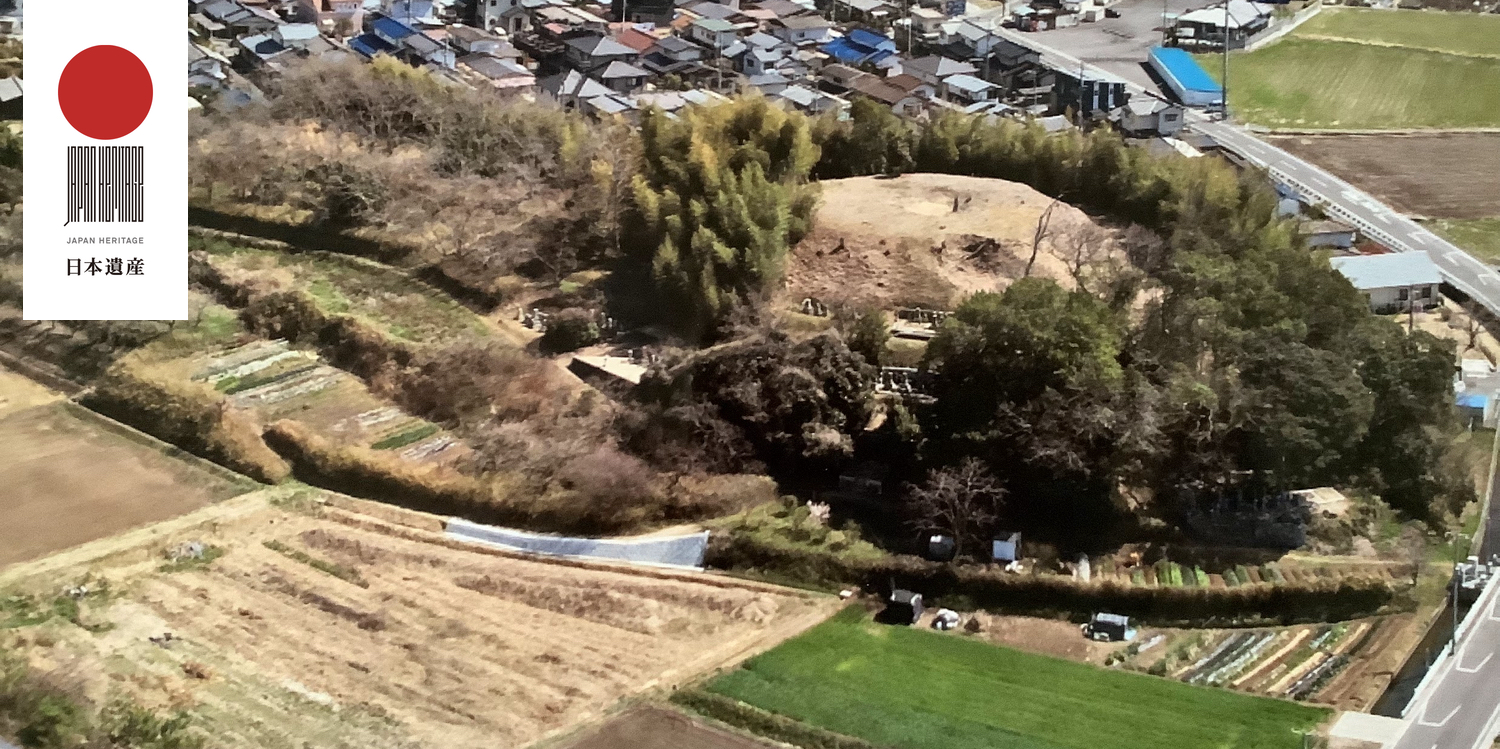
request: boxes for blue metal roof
[1149,46,1221,95]
[372,15,416,40]
[350,33,397,57]
[820,30,895,65]
[1458,393,1489,409]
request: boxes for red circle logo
[58,46,153,140]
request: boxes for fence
[1244,0,1324,52]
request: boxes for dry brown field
[0,368,248,568]
[1267,133,1500,220]
[0,490,838,749]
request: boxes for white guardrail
[1402,571,1500,718]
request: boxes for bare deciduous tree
[1050,222,1114,295]
[905,458,1006,559]
[1024,198,1060,278]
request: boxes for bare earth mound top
[788,173,1110,310]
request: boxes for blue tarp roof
[1149,46,1221,94]
[846,28,892,49]
[350,33,397,57]
[372,15,416,40]
[1458,393,1488,409]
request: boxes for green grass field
[706,608,1329,749]
[1199,9,1500,129]
[1429,219,1500,264]
[1296,8,1500,57]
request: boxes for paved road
[1392,576,1500,749]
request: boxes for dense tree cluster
[803,104,1471,535]
[630,98,821,339]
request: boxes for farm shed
[1299,219,1356,249]
[1148,46,1222,108]
[1328,252,1442,314]
[1457,392,1492,430]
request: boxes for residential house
[295,0,363,31]
[746,70,790,94]
[909,7,946,39]
[751,0,818,19]
[1055,66,1129,119]
[772,84,847,115]
[818,63,866,90]
[769,14,832,45]
[565,34,641,74]
[541,68,614,108]
[598,59,650,91]
[1328,252,1443,314]
[382,0,436,23]
[941,73,994,104]
[834,0,898,24]
[612,0,675,25]
[848,74,924,115]
[820,28,896,67]
[199,0,283,37]
[612,27,661,54]
[1111,97,1183,137]
[689,17,740,49]
[189,43,230,89]
[642,34,720,85]
[480,0,535,33]
[1171,0,1272,50]
[449,24,508,55]
[459,53,537,94]
[901,55,974,87]
[533,4,610,31]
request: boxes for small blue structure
[1458,392,1491,429]
[1148,46,1223,108]
[349,33,398,58]
[820,29,896,66]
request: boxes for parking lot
[1020,0,1205,91]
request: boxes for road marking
[1457,652,1492,674]
[1419,704,1461,728]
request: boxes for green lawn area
[1295,8,1500,58]
[1428,219,1500,264]
[1198,9,1500,129]
[706,608,1329,749]
[1200,39,1500,129]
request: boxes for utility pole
[1450,529,1461,655]
[1221,0,1230,119]
[1408,284,1417,333]
[1076,59,1085,127]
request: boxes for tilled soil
[562,707,776,749]
[1267,133,1500,220]
[0,493,837,749]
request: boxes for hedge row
[670,689,877,749]
[705,534,1412,627]
[83,362,290,484]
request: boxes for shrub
[705,533,1409,626]
[84,361,290,484]
[538,308,600,354]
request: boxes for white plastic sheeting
[445,518,710,570]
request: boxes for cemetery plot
[0,491,838,749]
[0,368,250,568]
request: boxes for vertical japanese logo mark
[58,45,153,141]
